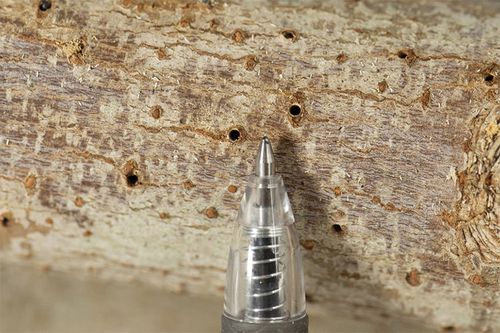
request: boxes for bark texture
[0,0,499,331]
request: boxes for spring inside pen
[245,235,287,321]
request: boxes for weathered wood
[0,0,498,331]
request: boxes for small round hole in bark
[397,51,408,59]
[150,105,163,119]
[2,216,9,227]
[126,174,139,187]
[332,224,343,233]
[205,207,219,219]
[282,30,297,40]
[231,29,246,43]
[484,74,494,82]
[289,104,302,117]
[39,0,52,11]
[228,129,241,142]
[305,293,315,303]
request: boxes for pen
[221,137,308,333]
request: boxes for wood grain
[0,0,498,331]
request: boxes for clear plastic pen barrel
[223,138,306,324]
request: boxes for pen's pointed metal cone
[255,136,275,176]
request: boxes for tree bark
[0,0,498,331]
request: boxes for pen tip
[255,136,275,176]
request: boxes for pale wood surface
[1,264,435,333]
[0,0,499,332]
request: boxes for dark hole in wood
[332,224,343,233]
[289,104,302,117]
[2,217,9,227]
[484,74,494,82]
[397,51,408,59]
[282,31,296,39]
[228,129,241,142]
[39,0,52,11]
[126,174,139,187]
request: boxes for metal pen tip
[255,136,275,176]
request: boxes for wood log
[0,0,498,331]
